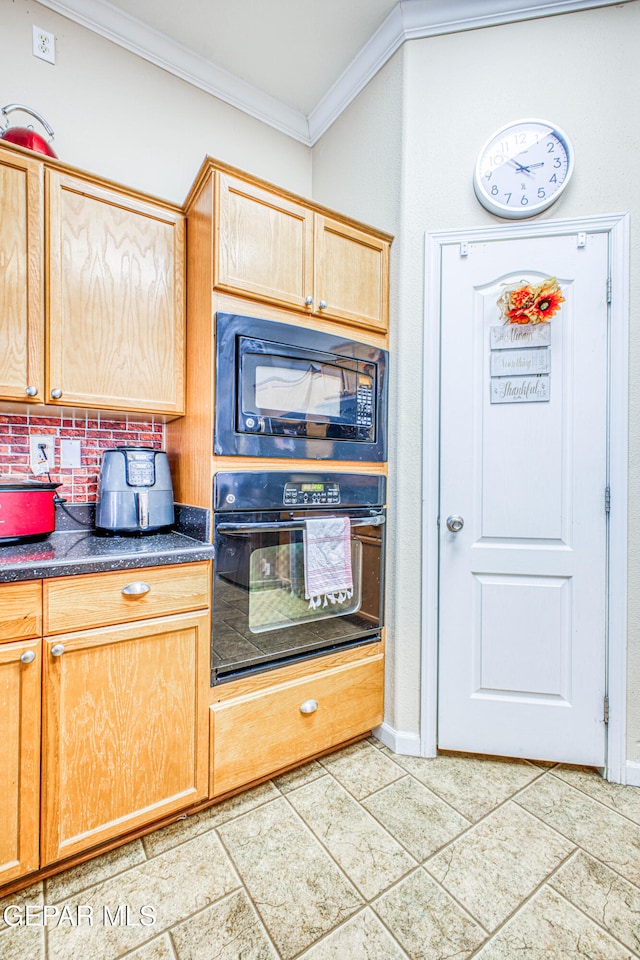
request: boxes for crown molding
[36,0,628,147]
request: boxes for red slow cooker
[0,481,61,544]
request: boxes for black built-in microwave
[214,313,388,461]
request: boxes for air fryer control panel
[124,451,156,487]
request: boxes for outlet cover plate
[33,25,55,64]
[30,435,55,475]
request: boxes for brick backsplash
[0,413,165,502]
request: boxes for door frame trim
[421,213,630,782]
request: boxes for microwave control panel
[283,481,341,506]
[356,372,374,427]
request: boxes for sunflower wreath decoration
[497,277,564,325]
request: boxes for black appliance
[212,471,386,683]
[214,313,388,461]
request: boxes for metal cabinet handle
[304,296,314,306]
[318,300,328,310]
[50,388,62,399]
[51,644,65,657]
[300,699,318,715]
[25,385,38,397]
[446,515,464,533]
[121,581,151,597]
[20,650,36,664]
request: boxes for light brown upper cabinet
[214,170,390,333]
[47,170,185,415]
[0,150,45,403]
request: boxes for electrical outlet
[30,435,55,475]
[32,25,55,64]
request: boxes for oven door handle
[217,515,385,535]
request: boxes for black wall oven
[214,313,388,461]
[212,472,385,684]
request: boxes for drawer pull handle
[20,650,36,664]
[121,581,151,597]
[51,644,65,657]
[299,699,318,715]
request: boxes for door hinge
[605,486,611,514]
[604,696,610,724]
[607,276,612,303]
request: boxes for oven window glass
[248,540,362,633]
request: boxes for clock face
[473,119,574,219]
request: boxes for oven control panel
[283,481,341,506]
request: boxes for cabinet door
[215,172,314,311]
[0,639,41,884]
[0,149,44,402]
[314,216,389,333]
[47,171,185,415]
[41,611,210,866]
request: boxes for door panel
[438,232,608,765]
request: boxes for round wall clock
[473,119,574,219]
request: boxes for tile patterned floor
[2,741,640,960]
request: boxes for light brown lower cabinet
[0,637,41,885]
[210,654,384,798]
[41,611,210,866]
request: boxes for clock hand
[511,159,546,175]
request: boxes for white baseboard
[372,722,422,756]
[626,761,640,787]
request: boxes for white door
[438,231,609,766]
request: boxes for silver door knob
[446,515,464,533]
[121,581,151,597]
[318,300,327,310]
[304,296,314,306]
[20,650,36,664]
[50,388,62,399]
[51,643,65,657]
[25,385,38,397]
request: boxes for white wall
[1,0,311,203]
[313,1,640,760]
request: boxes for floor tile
[126,934,178,960]
[298,908,408,959]
[388,752,542,821]
[287,776,416,899]
[171,889,277,960]
[0,925,45,960]
[143,782,279,858]
[45,829,240,960]
[474,885,635,959]
[517,773,640,888]
[550,850,640,956]
[218,796,362,959]
[45,839,146,903]
[318,740,404,800]
[554,765,640,825]
[272,761,326,794]
[425,800,574,931]
[363,775,471,861]
[373,868,486,960]
[0,882,43,932]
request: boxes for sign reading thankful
[490,376,550,403]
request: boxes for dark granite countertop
[0,503,214,582]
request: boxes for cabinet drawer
[0,581,42,642]
[44,562,210,634]
[211,655,384,797]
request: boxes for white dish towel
[303,516,353,609]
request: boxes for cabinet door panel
[0,150,44,402]
[0,639,41,884]
[47,171,185,414]
[41,612,209,865]
[314,216,389,332]
[216,173,314,310]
